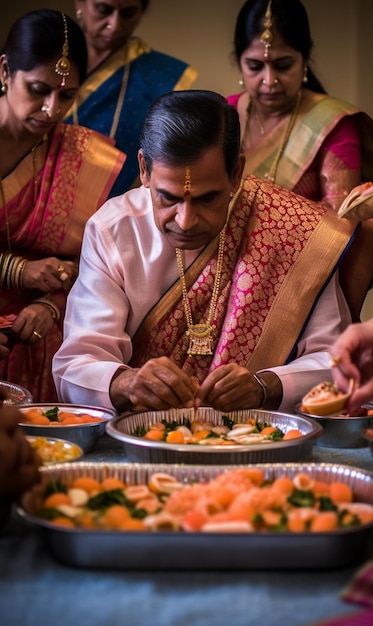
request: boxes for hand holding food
[300,380,354,416]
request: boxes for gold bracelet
[33,298,60,322]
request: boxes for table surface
[1,430,373,626]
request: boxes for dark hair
[233,0,326,93]
[140,90,241,178]
[2,10,87,85]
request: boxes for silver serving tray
[17,461,373,570]
[296,403,373,448]
[18,404,116,453]
[105,407,323,464]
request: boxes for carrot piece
[143,429,165,442]
[100,477,126,491]
[43,492,72,508]
[99,505,130,529]
[260,426,277,436]
[283,429,302,440]
[50,517,75,528]
[71,477,102,493]
[166,430,185,444]
[329,481,353,504]
[310,511,338,532]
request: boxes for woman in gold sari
[0,10,125,402]
[227,0,373,211]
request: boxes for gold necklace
[264,90,302,183]
[176,228,226,356]
[72,46,130,139]
[0,134,48,253]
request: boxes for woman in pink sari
[0,10,125,401]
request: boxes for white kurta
[52,186,351,412]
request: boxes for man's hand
[195,363,263,411]
[110,357,199,412]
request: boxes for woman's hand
[8,303,56,344]
[22,257,78,292]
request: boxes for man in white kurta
[52,90,354,414]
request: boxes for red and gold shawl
[130,176,356,381]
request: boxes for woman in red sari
[0,10,125,401]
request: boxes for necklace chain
[0,134,48,253]
[176,228,226,356]
[72,45,130,139]
[244,90,302,183]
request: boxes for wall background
[1,0,373,317]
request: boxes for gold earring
[303,66,308,83]
[1,83,7,94]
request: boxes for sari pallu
[65,37,199,195]
[130,176,356,381]
[0,124,125,402]
[234,92,373,210]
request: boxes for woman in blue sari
[65,0,199,196]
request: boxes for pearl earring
[303,66,308,83]
[75,9,82,20]
[1,83,7,94]
[239,77,244,87]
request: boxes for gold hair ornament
[260,0,273,59]
[55,13,70,86]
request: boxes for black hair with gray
[140,90,241,178]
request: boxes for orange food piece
[271,476,294,496]
[166,430,185,444]
[283,429,302,440]
[70,476,102,493]
[181,509,208,531]
[121,518,147,531]
[193,429,211,441]
[143,429,165,442]
[99,504,131,529]
[260,426,277,436]
[50,516,75,528]
[100,477,126,491]
[43,492,72,508]
[329,481,353,504]
[310,511,338,532]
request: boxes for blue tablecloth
[1,433,372,626]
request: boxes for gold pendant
[186,324,214,356]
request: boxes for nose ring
[41,104,50,112]
[105,23,112,30]
[262,78,279,85]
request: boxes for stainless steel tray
[296,403,373,448]
[17,461,373,570]
[106,407,323,464]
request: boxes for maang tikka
[55,13,71,86]
[260,0,273,60]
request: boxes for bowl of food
[26,436,83,465]
[297,381,373,448]
[106,407,323,464]
[18,404,116,453]
[0,380,33,405]
[16,461,373,570]
[296,403,373,448]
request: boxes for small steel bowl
[362,427,373,455]
[18,404,116,453]
[106,407,322,464]
[26,436,84,465]
[296,404,373,448]
[0,380,33,405]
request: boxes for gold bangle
[33,298,60,322]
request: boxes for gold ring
[33,330,42,339]
[329,356,341,367]
[57,265,68,282]
[57,265,65,274]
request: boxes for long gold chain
[72,46,130,139]
[0,134,48,253]
[244,90,302,183]
[175,227,226,356]
[264,90,302,183]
